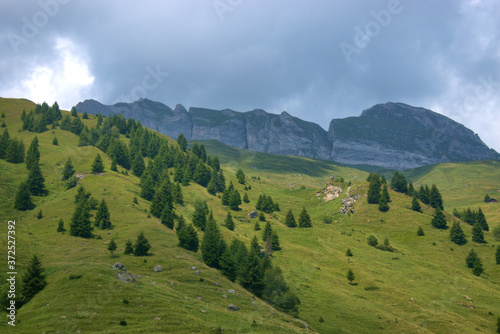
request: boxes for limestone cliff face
[76,99,499,169]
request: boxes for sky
[0,0,499,151]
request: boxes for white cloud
[1,37,94,110]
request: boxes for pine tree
[367,173,381,204]
[70,198,92,238]
[6,138,25,163]
[269,231,281,251]
[229,189,242,210]
[378,195,389,212]
[177,224,199,252]
[236,168,245,184]
[466,249,478,268]
[124,240,134,255]
[133,232,151,256]
[407,182,416,197]
[0,128,10,159]
[57,219,65,232]
[193,160,211,187]
[346,248,353,257]
[150,180,173,218]
[224,212,234,231]
[25,136,40,171]
[449,222,467,245]
[207,176,217,195]
[495,245,500,265]
[160,206,175,229]
[254,221,261,230]
[110,160,118,172]
[417,226,424,236]
[298,207,312,227]
[419,185,430,205]
[108,239,117,256]
[463,207,475,225]
[472,223,485,243]
[91,153,105,173]
[431,207,447,229]
[390,172,407,194]
[139,171,155,201]
[346,269,355,284]
[262,221,273,241]
[19,255,47,307]
[381,184,390,202]
[132,152,145,177]
[176,133,187,151]
[222,182,234,206]
[259,211,265,221]
[243,192,250,203]
[14,182,35,211]
[192,200,208,231]
[95,199,111,229]
[219,247,236,281]
[172,182,184,205]
[52,137,58,145]
[242,236,264,297]
[26,161,47,196]
[201,215,224,268]
[71,106,78,117]
[476,208,488,231]
[411,196,421,212]
[429,184,444,210]
[285,209,297,228]
[472,257,484,276]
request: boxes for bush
[120,319,127,326]
[367,235,378,247]
[322,216,333,224]
[65,175,78,189]
[69,274,82,280]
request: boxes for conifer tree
[270,231,281,251]
[5,138,25,163]
[224,211,234,231]
[176,133,187,151]
[417,226,424,236]
[193,160,211,187]
[177,224,199,252]
[259,211,265,221]
[241,236,264,297]
[229,189,242,210]
[207,176,217,195]
[71,106,78,117]
[367,173,381,204]
[463,207,475,225]
[150,180,173,218]
[14,182,35,211]
[0,128,9,159]
[211,155,220,171]
[52,137,58,145]
[172,182,184,205]
[346,269,355,284]
[201,214,224,268]
[495,245,500,265]
[25,136,40,171]
[160,206,175,229]
[472,223,485,243]
[431,207,447,229]
[378,195,389,212]
[285,209,297,228]
[108,239,117,256]
[263,221,273,241]
[57,219,65,232]
[26,161,47,196]
[124,240,134,255]
[476,208,488,231]
[70,198,92,238]
[222,182,234,206]
[192,200,208,231]
[449,222,467,245]
[381,184,390,202]
[19,255,47,307]
[407,182,416,197]
[139,171,155,201]
[219,247,236,281]
[346,248,353,257]
[419,185,430,205]
[429,184,444,210]
[390,172,407,194]
[484,194,491,203]
[298,207,312,227]
[466,249,478,268]
[472,257,484,276]
[95,199,111,229]
[91,153,105,173]
[110,160,117,172]
[411,196,421,212]
[132,152,145,177]
[236,168,245,184]
[254,221,261,230]
[243,192,250,203]
[133,232,151,256]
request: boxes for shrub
[367,235,378,247]
[65,175,78,190]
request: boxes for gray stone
[153,265,164,272]
[195,270,200,275]
[228,289,235,294]
[112,262,126,271]
[191,266,197,270]
[227,304,239,311]
[248,211,258,219]
[117,272,135,282]
[222,295,227,299]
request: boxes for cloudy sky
[1,0,499,151]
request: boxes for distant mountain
[76,99,499,169]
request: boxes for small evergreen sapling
[92,153,105,173]
[133,232,151,256]
[108,239,117,256]
[346,248,353,257]
[224,212,234,231]
[417,226,424,236]
[472,223,485,243]
[411,197,421,212]
[285,209,296,228]
[57,219,65,232]
[124,240,134,255]
[346,269,355,284]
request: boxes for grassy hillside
[0,97,499,333]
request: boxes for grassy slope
[0,97,499,333]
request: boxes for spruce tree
[177,224,199,252]
[192,200,208,231]
[407,182,415,197]
[222,182,234,206]
[176,133,187,151]
[229,189,242,210]
[431,207,447,229]
[263,222,273,241]
[346,269,355,284]
[26,161,47,196]
[259,211,265,221]
[495,245,500,265]
[19,255,47,307]
[242,236,264,297]
[132,152,145,177]
[449,222,467,245]
[110,160,118,172]
[57,219,65,232]
[419,185,430,205]
[172,182,184,205]
[269,231,281,251]
[6,138,25,163]
[417,226,424,236]
[224,212,234,231]
[472,223,485,243]
[52,137,58,145]
[472,257,484,276]
[346,248,353,257]
[254,221,261,230]
[429,184,444,210]
[476,208,488,231]
[133,232,151,256]
[484,194,491,203]
[150,180,173,218]
[466,249,478,268]
[160,206,175,229]
[207,176,217,195]
[201,214,224,268]
[14,182,35,211]
[219,247,237,281]
[0,128,10,159]
[411,196,421,212]
[95,199,111,229]
[71,106,78,117]
[367,173,381,204]
[91,153,105,173]
[298,207,312,227]
[108,239,117,256]
[236,168,245,184]
[139,171,155,201]
[285,209,297,228]
[463,207,475,225]
[124,240,134,255]
[381,184,390,202]
[378,195,389,212]
[25,136,40,171]
[70,198,92,238]
[390,172,407,194]
[243,192,250,203]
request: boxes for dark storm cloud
[0,0,499,150]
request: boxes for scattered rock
[197,296,202,300]
[154,316,161,320]
[191,266,197,270]
[135,274,142,278]
[228,289,235,294]
[195,270,200,275]
[222,295,227,299]
[297,320,310,329]
[153,265,164,272]
[248,211,259,219]
[227,304,239,311]
[340,192,360,214]
[214,282,219,286]
[316,183,342,201]
[201,309,207,313]
[117,272,135,282]
[112,262,127,271]
[252,302,257,306]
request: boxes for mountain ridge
[76,99,499,169]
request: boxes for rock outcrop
[76,99,499,169]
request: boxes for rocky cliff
[76,99,499,169]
